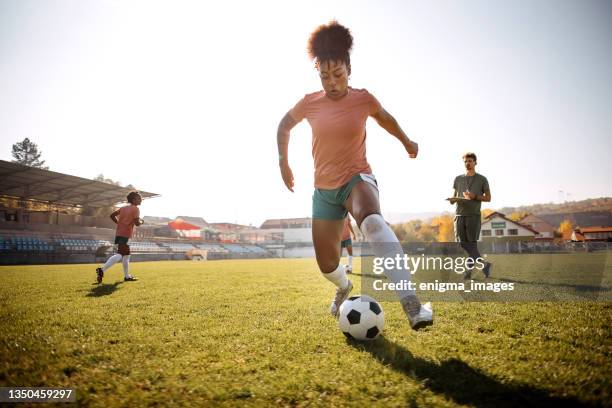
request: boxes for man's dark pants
[454,215,483,260]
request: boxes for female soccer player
[96,191,142,283]
[277,21,433,330]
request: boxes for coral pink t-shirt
[116,205,140,238]
[289,87,382,189]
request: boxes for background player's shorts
[341,238,352,248]
[114,236,130,255]
[312,173,378,220]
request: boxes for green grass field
[0,257,610,407]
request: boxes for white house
[480,212,538,242]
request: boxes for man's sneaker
[402,296,433,330]
[124,275,138,281]
[330,280,353,317]
[96,267,104,284]
[483,262,492,278]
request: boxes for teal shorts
[341,238,352,248]
[312,173,378,220]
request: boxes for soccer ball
[338,295,384,341]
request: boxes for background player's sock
[348,255,353,269]
[360,213,417,301]
[122,255,131,278]
[102,254,122,271]
[322,263,349,289]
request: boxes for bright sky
[1,0,611,226]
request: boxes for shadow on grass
[87,281,123,297]
[347,336,589,408]
[347,272,383,279]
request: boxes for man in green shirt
[449,152,492,278]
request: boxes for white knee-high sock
[122,255,131,278]
[102,254,122,271]
[322,263,349,289]
[361,214,416,300]
[348,255,353,268]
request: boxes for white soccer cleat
[402,298,433,330]
[330,280,353,317]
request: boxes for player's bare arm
[110,210,120,224]
[277,112,298,192]
[371,107,418,158]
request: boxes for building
[571,226,612,242]
[260,218,312,229]
[518,214,556,240]
[260,217,312,243]
[238,229,283,244]
[0,159,158,234]
[168,219,201,239]
[176,216,209,229]
[480,212,538,252]
[208,222,251,242]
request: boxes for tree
[432,214,455,242]
[94,174,136,190]
[94,174,122,186]
[481,208,495,220]
[417,223,437,242]
[558,219,574,239]
[11,138,48,169]
[508,211,529,222]
[391,220,420,242]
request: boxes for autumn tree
[481,208,495,220]
[432,214,455,242]
[558,219,574,238]
[508,211,529,222]
[391,220,422,242]
[417,223,437,242]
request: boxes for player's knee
[360,212,384,235]
[318,258,341,274]
[117,244,130,256]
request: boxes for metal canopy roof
[0,160,159,207]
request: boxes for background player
[96,191,143,283]
[341,215,356,274]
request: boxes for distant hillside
[497,197,612,216]
[538,212,612,229]
[389,197,612,228]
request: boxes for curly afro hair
[307,20,353,75]
[127,191,141,204]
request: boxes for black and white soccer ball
[338,295,384,341]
